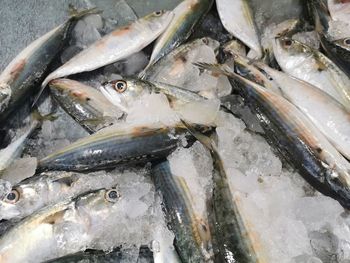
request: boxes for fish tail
[68,5,102,20]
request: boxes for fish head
[75,187,121,213]
[142,10,174,33]
[0,187,23,220]
[273,37,310,57]
[99,78,150,112]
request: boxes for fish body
[38,123,187,172]
[0,9,97,121]
[0,170,120,221]
[273,37,350,111]
[254,62,350,160]
[0,187,121,263]
[143,37,219,82]
[141,0,213,77]
[49,79,121,133]
[196,63,350,209]
[152,160,212,262]
[183,124,267,262]
[216,0,262,57]
[42,11,174,88]
[0,120,39,174]
[100,77,204,112]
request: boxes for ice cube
[1,157,37,184]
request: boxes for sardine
[0,8,98,121]
[152,160,212,262]
[183,123,268,262]
[0,187,122,263]
[253,61,350,160]
[273,37,350,111]
[0,170,120,221]
[38,123,188,172]
[49,79,121,133]
[195,62,350,209]
[0,119,40,175]
[141,0,213,78]
[100,77,204,112]
[41,10,174,89]
[216,0,262,58]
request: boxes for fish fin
[31,108,58,123]
[138,68,149,80]
[193,62,235,78]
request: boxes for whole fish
[140,0,213,78]
[0,8,98,121]
[253,61,350,160]
[38,123,188,172]
[49,79,121,133]
[273,37,350,111]
[309,0,350,75]
[0,187,122,263]
[152,160,212,262]
[195,63,350,209]
[43,246,154,263]
[0,119,40,175]
[216,0,262,58]
[183,123,268,262]
[41,10,174,90]
[0,170,121,221]
[100,77,204,112]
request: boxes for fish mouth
[99,85,129,113]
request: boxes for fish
[273,37,350,111]
[0,8,99,121]
[100,77,205,113]
[195,62,350,209]
[143,37,219,82]
[37,122,189,172]
[253,61,350,160]
[140,0,213,78]
[152,160,213,262]
[0,187,122,263]
[40,10,174,91]
[0,170,121,221]
[215,0,262,58]
[182,122,268,262]
[309,0,350,75]
[42,246,154,263]
[0,118,40,176]
[49,78,121,133]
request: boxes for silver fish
[0,170,120,221]
[183,123,268,262]
[41,10,174,89]
[0,8,98,121]
[273,37,350,111]
[141,0,213,78]
[216,0,262,58]
[38,122,188,172]
[49,78,121,133]
[0,187,121,263]
[152,160,213,262]
[100,77,204,113]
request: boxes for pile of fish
[1,0,350,262]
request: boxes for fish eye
[113,80,127,93]
[105,189,120,203]
[344,38,350,46]
[4,189,20,204]
[283,39,293,47]
[154,10,163,16]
